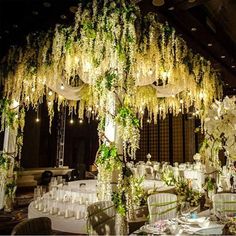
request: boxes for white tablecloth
[142,180,175,192]
[28,202,87,234]
[28,180,98,234]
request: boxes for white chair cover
[212,193,236,216]
[87,201,117,235]
[147,193,177,223]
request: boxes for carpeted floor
[0,207,28,235]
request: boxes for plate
[195,226,223,235]
[178,217,206,225]
[187,217,207,223]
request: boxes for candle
[75,211,80,220]
[65,209,69,218]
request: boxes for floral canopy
[0,0,222,128]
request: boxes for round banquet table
[28,202,87,234]
[142,180,175,192]
[28,179,98,234]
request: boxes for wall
[136,113,204,163]
[20,105,203,169]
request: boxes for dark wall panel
[173,114,183,163]
[159,116,169,162]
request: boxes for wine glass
[180,202,191,220]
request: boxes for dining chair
[147,193,177,223]
[212,193,236,216]
[11,217,52,235]
[41,171,53,186]
[87,201,117,235]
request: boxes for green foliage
[0,153,8,169]
[96,70,118,92]
[96,143,120,169]
[204,176,216,192]
[5,180,16,197]
[0,99,18,130]
[116,106,139,127]
[112,192,126,216]
[104,71,118,91]
[161,167,176,186]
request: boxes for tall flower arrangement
[200,96,236,168]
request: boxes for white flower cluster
[203,96,236,165]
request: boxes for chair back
[87,201,116,235]
[41,171,53,185]
[147,193,177,223]
[212,193,236,216]
[70,169,80,181]
[11,217,52,235]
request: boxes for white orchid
[202,96,236,166]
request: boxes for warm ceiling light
[232,65,236,68]
[221,55,226,59]
[152,0,165,6]
[168,6,175,10]
[43,2,51,7]
[207,43,213,47]
[191,27,197,32]
[60,84,65,90]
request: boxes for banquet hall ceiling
[0,0,236,95]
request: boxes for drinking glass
[180,202,191,219]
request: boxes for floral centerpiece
[175,177,202,207]
[161,166,176,186]
[223,218,236,235]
